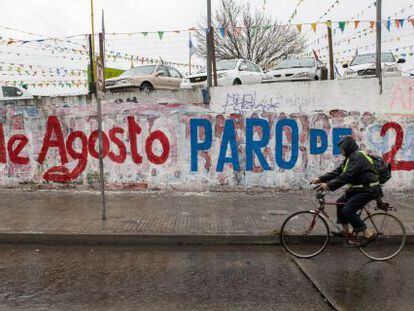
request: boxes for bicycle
[280,191,406,261]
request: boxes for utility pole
[189,32,192,75]
[211,29,218,86]
[90,0,96,82]
[327,20,334,80]
[376,0,382,94]
[96,10,106,221]
[206,0,212,89]
[88,34,96,94]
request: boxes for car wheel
[233,79,242,85]
[140,82,154,92]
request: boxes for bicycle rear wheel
[359,212,406,261]
[280,211,330,258]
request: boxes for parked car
[105,65,183,91]
[0,85,33,101]
[263,57,326,83]
[180,59,264,89]
[342,53,405,79]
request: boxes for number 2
[380,122,414,171]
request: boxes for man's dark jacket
[319,137,379,191]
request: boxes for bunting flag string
[313,32,414,64]
[2,18,413,48]
[310,2,414,46]
[0,25,87,47]
[105,50,203,69]
[0,61,86,77]
[288,0,306,24]
[0,37,89,56]
[0,79,88,89]
[317,0,341,22]
[0,49,88,62]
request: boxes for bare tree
[196,0,306,70]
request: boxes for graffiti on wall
[1,110,414,186]
[1,76,414,190]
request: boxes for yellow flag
[296,24,302,32]
[311,23,317,32]
[354,20,360,29]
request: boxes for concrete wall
[1,77,413,191]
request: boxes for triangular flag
[142,32,148,36]
[233,27,242,36]
[311,23,317,32]
[395,19,400,29]
[158,31,164,40]
[385,20,391,31]
[354,20,360,29]
[338,21,346,32]
[325,21,332,28]
[251,25,259,35]
[296,24,302,32]
[399,19,404,28]
[219,27,226,38]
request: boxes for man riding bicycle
[310,136,382,244]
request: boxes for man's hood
[338,136,358,156]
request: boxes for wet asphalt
[0,244,412,311]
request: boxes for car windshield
[119,66,156,78]
[276,58,315,69]
[216,60,238,71]
[350,53,395,66]
[197,59,238,73]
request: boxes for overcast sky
[0,0,412,96]
[0,0,411,37]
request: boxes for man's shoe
[359,233,379,247]
[342,234,359,247]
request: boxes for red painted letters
[0,124,6,163]
[128,116,143,164]
[145,130,170,165]
[108,127,127,163]
[8,135,29,165]
[33,115,171,182]
[38,116,68,165]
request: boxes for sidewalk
[0,190,413,245]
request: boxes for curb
[0,233,279,246]
[0,233,412,246]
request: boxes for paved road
[0,244,412,310]
[294,245,414,311]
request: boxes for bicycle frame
[311,192,392,235]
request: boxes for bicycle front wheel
[280,211,330,258]
[359,212,406,261]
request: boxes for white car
[342,53,405,79]
[263,57,326,83]
[180,59,263,88]
[0,85,33,101]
